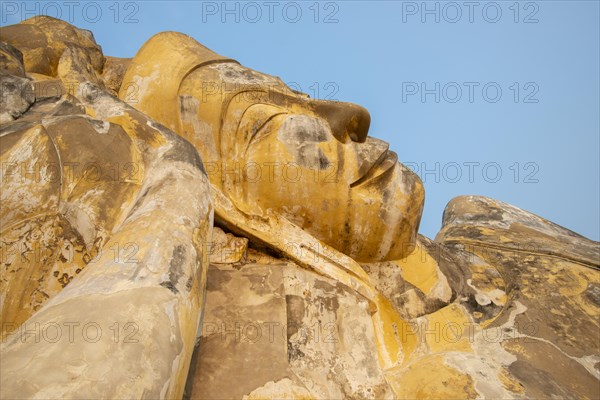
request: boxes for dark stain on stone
[422,297,449,317]
[286,295,305,339]
[284,118,328,143]
[160,244,186,294]
[127,179,163,220]
[179,95,195,116]
[446,226,485,241]
[508,360,571,399]
[159,280,177,293]
[315,295,339,314]
[89,119,108,133]
[244,268,273,296]
[57,272,73,288]
[314,279,335,293]
[206,266,232,292]
[222,65,262,82]
[162,132,206,174]
[49,99,85,117]
[462,293,501,322]
[467,206,505,223]
[318,149,330,170]
[343,220,351,237]
[0,119,38,135]
[287,340,305,362]
[334,281,359,299]
[584,283,600,306]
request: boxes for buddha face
[176,62,424,262]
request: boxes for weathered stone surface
[101,56,131,96]
[0,17,103,77]
[0,42,25,77]
[432,195,600,399]
[438,195,599,268]
[0,74,34,123]
[361,235,457,320]
[208,226,248,264]
[1,28,213,398]
[0,17,598,400]
[0,22,52,75]
[187,255,393,400]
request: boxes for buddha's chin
[343,166,423,262]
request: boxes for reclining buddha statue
[1,16,598,400]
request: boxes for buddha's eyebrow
[241,105,289,151]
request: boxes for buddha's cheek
[240,140,353,238]
[237,140,312,213]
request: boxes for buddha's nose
[312,100,371,143]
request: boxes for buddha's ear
[118,31,233,135]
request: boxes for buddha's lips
[351,151,398,187]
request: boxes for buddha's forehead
[201,62,287,88]
[188,61,315,117]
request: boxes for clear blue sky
[3,1,599,240]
